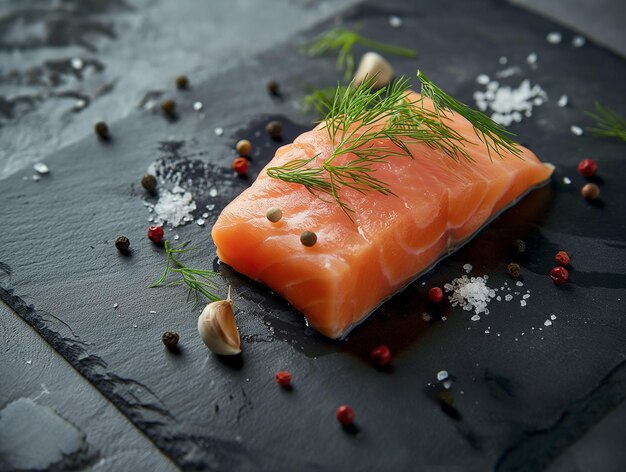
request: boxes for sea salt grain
[196,219,206,226]
[505,294,513,302]
[193,101,204,111]
[572,36,586,48]
[389,15,403,28]
[33,163,49,174]
[550,315,557,320]
[214,127,224,136]
[445,274,495,315]
[499,56,508,65]
[563,177,572,185]
[209,188,218,197]
[520,300,527,307]
[476,74,490,85]
[70,58,84,70]
[558,94,569,107]
[463,263,473,273]
[544,320,553,327]
[113,303,119,309]
[526,53,538,64]
[546,32,562,44]
[437,370,449,381]
[471,314,481,322]
[571,125,583,136]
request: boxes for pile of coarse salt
[444,274,496,316]
[147,185,197,228]
[474,77,548,126]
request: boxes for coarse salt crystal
[526,53,538,64]
[193,101,204,111]
[437,370,448,381]
[209,188,218,197]
[520,300,527,307]
[442,380,453,390]
[71,58,84,69]
[463,263,473,273]
[496,296,501,301]
[484,330,490,334]
[571,125,583,136]
[499,56,508,65]
[476,74,490,85]
[113,303,119,309]
[572,36,586,48]
[197,219,206,226]
[558,94,568,107]
[214,127,224,136]
[546,32,562,44]
[422,313,432,322]
[544,320,552,327]
[174,234,180,240]
[563,177,571,184]
[505,294,513,301]
[149,310,156,314]
[516,281,524,287]
[445,274,495,315]
[471,314,481,321]
[550,315,557,320]
[522,294,530,299]
[33,163,49,174]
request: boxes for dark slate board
[1,0,626,470]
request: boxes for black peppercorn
[175,75,189,89]
[506,262,521,278]
[512,239,525,256]
[266,120,282,140]
[141,174,158,193]
[162,331,179,349]
[267,80,280,96]
[94,121,109,139]
[300,231,317,247]
[161,99,176,116]
[114,236,130,253]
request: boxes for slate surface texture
[1,0,625,471]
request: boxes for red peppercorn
[275,370,291,387]
[147,225,164,244]
[233,157,248,175]
[554,250,570,266]
[336,405,355,426]
[577,159,597,178]
[549,266,569,286]
[428,286,443,303]
[370,345,391,366]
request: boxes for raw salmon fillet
[212,93,553,339]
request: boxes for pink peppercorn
[549,266,569,286]
[336,405,355,426]
[370,345,391,366]
[275,371,292,387]
[554,251,570,266]
[147,225,164,244]
[428,287,443,303]
[577,159,597,178]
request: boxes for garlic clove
[352,52,395,89]
[198,294,241,355]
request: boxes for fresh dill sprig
[150,240,222,305]
[416,71,521,160]
[302,27,416,81]
[300,85,347,114]
[587,102,626,142]
[268,72,522,221]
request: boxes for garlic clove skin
[198,299,241,355]
[352,52,394,89]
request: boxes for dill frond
[587,102,626,142]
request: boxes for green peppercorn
[141,174,158,193]
[161,99,176,115]
[94,121,109,139]
[175,75,189,89]
[300,231,317,247]
[114,236,130,253]
[266,120,282,140]
[266,207,282,223]
[162,331,179,349]
[512,239,526,256]
[236,139,251,156]
[267,80,280,96]
[506,262,521,278]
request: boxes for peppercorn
[232,157,248,175]
[554,250,570,266]
[506,262,521,278]
[141,174,158,193]
[300,231,317,247]
[267,80,280,96]
[235,139,251,156]
[581,183,600,201]
[175,75,189,89]
[577,158,597,178]
[512,239,526,256]
[94,121,109,139]
[275,370,292,387]
[162,331,179,348]
[336,405,355,426]
[370,345,391,366]
[428,287,443,303]
[266,120,282,140]
[161,99,176,115]
[148,225,164,244]
[549,266,569,285]
[114,236,130,253]
[266,207,283,223]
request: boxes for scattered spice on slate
[336,405,355,426]
[581,183,600,201]
[266,207,283,223]
[114,236,130,253]
[554,250,570,266]
[141,174,158,193]
[175,75,189,89]
[300,231,317,247]
[266,120,282,139]
[162,331,179,348]
[161,99,176,115]
[428,287,443,303]
[232,157,248,175]
[578,159,597,177]
[549,266,569,286]
[370,345,391,366]
[275,371,292,387]
[94,121,109,139]
[506,262,521,278]
[512,239,526,256]
[267,80,280,96]
[235,139,251,156]
[148,225,164,244]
